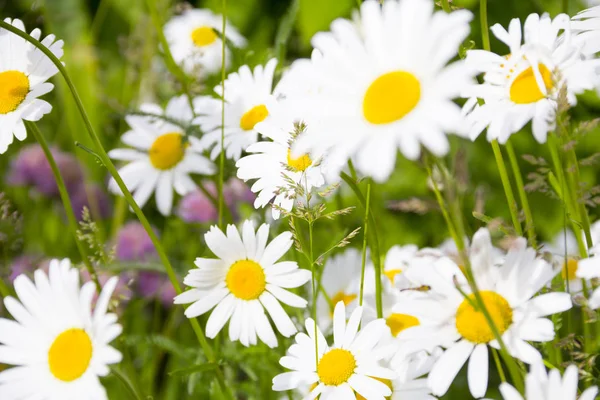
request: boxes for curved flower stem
[441,0,451,12]
[359,182,371,306]
[480,0,491,51]
[505,140,536,247]
[492,140,523,237]
[26,121,102,294]
[218,0,227,229]
[0,21,232,399]
[110,366,144,400]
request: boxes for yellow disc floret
[562,258,579,281]
[363,71,421,125]
[226,260,266,300]
[287,149,312,172]
[317,348,356,386]
[384,268,402,283]
[455,291,513,344]
[385,313,419,337]
[0,70,30,114]
[191,26,218,47]
[48,328,93,382]
[148,132,187,170]
[240,104,269,131]
[509,64,554,104]
[331,291,357,308]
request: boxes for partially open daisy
[397,229,572,398]
[316,248,362,332]
[236,102,325,219]
[0,259,122,399]
[175,220,311,348]
[0,18,64,154]
[287,0,475,182]
[572,6,600,56]
[163,9,246,75]
[272,301,395,399]
[462,13,600,144]
[497,363,598,400]
[108,95,215,216]
[195,58,278,161]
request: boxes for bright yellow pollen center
[226,260,266,300]
[148,132,187,170]
[509,64,554,104]
[386,313,420,337]
[240,104,269,131]
[286,149,312,172]
[317,348,356,386]
[384,268,402,283]
[0,70,30,114]
[356,378,393,400]
[456,291,513,344]
[331,292,357,308]
[191,26,218,47]
[363,71,421,125]
[48,328,93,382]
[562,258,579,281]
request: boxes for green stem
[26,121,102,293]
[0,277,11,298]
[359,183,371,306]
[505,140,536,247]
[441,0,451,12]
[491,140,523,236]
[426,163,463,251]
[218,0,227,229]
[480,0,491,51]
[565,146,593,249]
[491,348,507,383]
[308,219,319,369]
[562,0,569,13]
[0,21,231,399]
[110,367,144,400]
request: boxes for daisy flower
[316,248,362,332]
[572,6,600,56]
[497,363,598,400]
[0,18,64,154]
[462,13,600,144]
[0,259,122,399]
[163,9,245,75]
[195,58,278,161]
[272,301,395,400]
[287,0,475,182]
[175,220,311,348]
[108,95,215,216]
[236,102,325,219]
[575,249,600,309]
[398,228,572,398]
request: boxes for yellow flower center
[191,26,218,47]
[363,71,421,125]
[562,258,579,281]
[148,132,187,170]
[0,70,30,115]
[384,268,402,283]
[331,291,357,308]
[317,348,356,386]
[455,291,513,344]
[226,260,266,300]
[385,313,420,337]
[356,378,393,400]
[48,328,93,382]
[509,64,554,104]
[287,149,312,172]
[240,104,269,131]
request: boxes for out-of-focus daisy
[195,59,278,161]
[316,248,362,332]
[175,220,310,348]
[398,228,572,398]
[272,301,395,399]
[0,18,64,154]
[108,95,215,216]
[463,13,600,144]
[236,103,325,219]
[497,363,598,400]
[288,0,475,182]
[572,6,600,56]
[163,9,245,75]
[0,259,122,399]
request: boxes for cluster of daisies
[1,0,600,399]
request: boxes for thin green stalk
[480,0,491,51]
[359,183,371,305]
[562,0,569,13]
[565,146,593,249]
[491,348,507,383]
[491,140,523,236]
[26,121,102,293]
[308,219,319,369]
[0,21,231,399]
[218,0,227,229]
[441,0,451,12]
[426,164,463,250]
[110,367,144,400]
[505,140,536,247]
